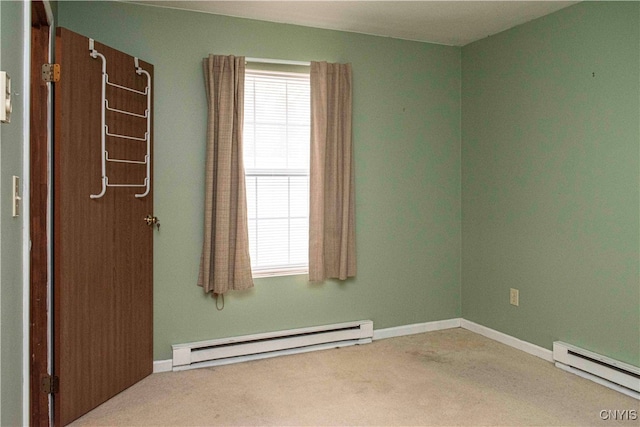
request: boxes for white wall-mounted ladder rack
[89,38,151,199]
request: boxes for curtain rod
[245,57,311,67]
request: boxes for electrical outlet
[510,288,519,306]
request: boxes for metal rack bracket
[89,38,152,199]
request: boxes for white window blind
[244,70,310,276]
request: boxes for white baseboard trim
[153,359,173,373]
[373,318,461,340]
[460,319,553,362]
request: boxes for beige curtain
[309,61,356,282]
[198,55,254,295]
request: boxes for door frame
[28,1,54,425]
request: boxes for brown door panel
[53,27,153,426]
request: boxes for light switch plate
[12,175,21,217]
[0,71,12,124]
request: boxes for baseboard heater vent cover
[172,320,373,371]
[553,341,639,399]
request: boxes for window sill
[252,267,308,279]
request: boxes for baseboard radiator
[172,320,373,371]
[553,341,640,399]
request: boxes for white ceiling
[129,1,579,46]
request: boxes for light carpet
[71,328,639,426]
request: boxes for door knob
[144,214,160,230]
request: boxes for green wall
[462,2,640,366]
[57,1,638,369]
[0,1,25,425]
[58,1,462,361]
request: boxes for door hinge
[41,63,60,83]
[41,375,59,394]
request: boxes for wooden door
[53,27,154,426]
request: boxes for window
[243,70,310,277]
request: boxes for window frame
[243,68,311,278]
